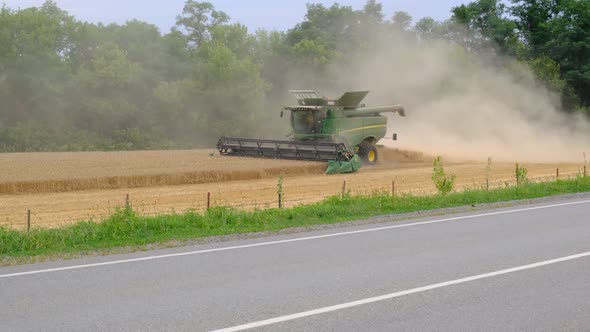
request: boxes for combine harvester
[217,90,405,174]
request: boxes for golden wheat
[0,149,325,194]
[0,156,581,229]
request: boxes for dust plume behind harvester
[217,90,406,174]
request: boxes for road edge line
[212,251,590,332]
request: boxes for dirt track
[0,148,583,229]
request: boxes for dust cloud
[302,33,590,163]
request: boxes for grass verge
[1,177,590,259]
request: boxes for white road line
[212,251,590,332]
[1,199,589,279]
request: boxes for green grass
[1,177,590,259]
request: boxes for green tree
[0,0,587,152]
[363,0,384,23]
[451,0,518,55]
[78,43,136,89]
[545,0,590,107]
[195,24,269,141]
[414,17,444,40]
[291,39,333,66]
[0,1,70,126]
[391,11,413,32]
[527,56,566,93]
[511,0,590,108]
[74,42,139,132]
[510,0,559,57]
[175,0,229,47]
[286,3,357,53]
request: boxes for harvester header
[217,90,405,174]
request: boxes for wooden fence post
[207,192,211,210]
[125,194,130,207]
[278,193,283,209]
[27,209,31,232]
[556,168,559,180]
[392,180,395,197]
[342,180,346,198]
[486,179,489,191]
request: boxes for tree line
[0,0,588,152]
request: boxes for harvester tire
[358,143,378,165]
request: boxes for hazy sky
[2,0,465,33]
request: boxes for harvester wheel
[358,143,378,165]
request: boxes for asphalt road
[1,197,589,331]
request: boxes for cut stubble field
[0,148,583,229]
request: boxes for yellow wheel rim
[368,150,376,162]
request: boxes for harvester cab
[217,90,405,174]
[284,90,331,137]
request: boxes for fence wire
[4,170,586,230]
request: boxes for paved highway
[1,198,589,331]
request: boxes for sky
[2,0,465,33]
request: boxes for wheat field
[0,148,584,229]
[0,150,325,194]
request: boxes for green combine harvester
[217,90,405,174]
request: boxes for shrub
[485,157,492,190]
[432,156,455,195]
[515,163,528,185]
